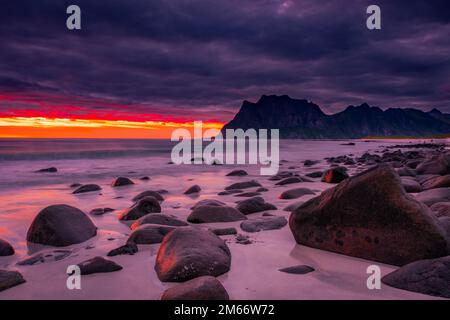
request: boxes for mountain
[221,95,450,138]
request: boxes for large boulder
[382,256,450,298]
[289,165,449,266]
[77,256,123,275]
[127,225,175,244]
[72,184,101,194]
[279,188,315,200]
[415,188,450,206]
[0,239,14,256]
[131,214,188,230]
[161,276,229,300]
[188,205,247,223]
[27,205,97,246]
[155,227,231,282]
[118,196,161,221]
[240,216,287,232]
[416,154,450,175]
[0,270,26,292]
[132,190,164,202]
[236,197,277,215]
[422,175,450,190]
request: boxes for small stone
[0,270,26,292]
[77,256,123,275]
[279,265,315,274]
[111,177,135,187]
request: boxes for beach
[0,138,448,299]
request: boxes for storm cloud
[0,0,449,121]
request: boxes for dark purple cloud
[0,0,449,121]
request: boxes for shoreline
[0,139,449,299]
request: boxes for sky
[0,0,449,138]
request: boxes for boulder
[191,199,226,209]
[161,276,229,300]
[119,196,161,221]
[0,270,26,292]
[289,165,449,266]
[305,171,323,178]
[210,227,238,236]
[321,167,349,183]
[155,227,231,282]
[184,185,201,195]
[107,243,138,256]
[422,175,450,190]
[279,265,315,274]
[77,256,123,275]
[279,188,315,200]
[226,170,248,176]
[111,177,134,187]
[401,177,422,193]
[382,256,450,298]
[127,225,175,244]
[416,154,450,175]
[132,190,164,202]
[0,239,14,256]
[225,180,261,191]
[275,177,311,186]
[240,216,287,232]
[72,184,102,194]
[415,188,450,206]
[188,205,247,223]
[27,205,97,246]
[304,160,320,166]
[236,197,277,215]
[131,214,188,229]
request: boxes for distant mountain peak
[222,95,450,138]
[429,108,443,115]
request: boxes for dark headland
[222,95,450,139]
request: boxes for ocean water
[0,138,443,191]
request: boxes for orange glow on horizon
[0,117,224,139]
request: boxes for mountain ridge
[221,95,450,138]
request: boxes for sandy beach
[1,138,448,299]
